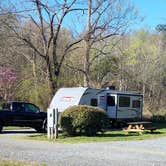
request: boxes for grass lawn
[19,122,166,143]
[0,158,46,166]
[4,126,30,130]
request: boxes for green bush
[59,105,109,136]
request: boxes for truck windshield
[24,103,40,113]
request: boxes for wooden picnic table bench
[123,121,157,135]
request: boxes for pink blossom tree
[0,66,17,101]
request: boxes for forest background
[0,0,165,118]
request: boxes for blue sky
[133,0,166,30]
[5,0,166,31]
[62,0,166,33]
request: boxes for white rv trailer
[49,87,143,120]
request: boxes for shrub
[59,105,109,136]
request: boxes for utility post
[47,108,58,139]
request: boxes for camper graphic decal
[61,96,75,102]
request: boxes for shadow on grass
[1,130,36,134]
[144,131,162,134]
[27,134,45,137]
[99,132,162,137]
[98,133,130,138]
[26,129,163,138]
[17,122,166,142]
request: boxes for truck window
[132,100,140,108]
[90,98,97,106]
[107,96,115,106]
[13,103,25,112]
[24,103,40,113]
[119,96,130,107]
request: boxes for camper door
[98,93,117,119]
[106,94,117,119]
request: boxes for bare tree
[1,0,86,96]
[83,0,138,86]
[0,0,138,93]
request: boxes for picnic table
[123,121,157,135]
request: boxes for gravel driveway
[0,132,166,166]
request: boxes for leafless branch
[65,63,86,75]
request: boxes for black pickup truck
[0,101,47,133]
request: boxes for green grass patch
[4,126,30,130]
[19,122,166,143]
[0,158,46,166]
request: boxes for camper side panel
[79,88,100,106]
[116,94,143,120]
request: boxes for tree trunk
[84,43,91,87]
[142,83,145,97]
[45,56,56,98]
[84,0,92,87]
[32,52,39,104]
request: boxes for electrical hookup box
[47,108,58,139]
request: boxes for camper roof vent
[105,86,116,90]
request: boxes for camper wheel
[110,120,118,128]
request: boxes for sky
[2,0,166,31]
[133,0,166,30]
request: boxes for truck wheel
[0,123,3,133]
[34,127,43,133]
[35,120,47,133]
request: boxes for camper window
[132,100,140,108]
[119,96,130,107]
[107,96,115,106]
[90,98,97,106]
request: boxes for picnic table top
[127,121,152,125]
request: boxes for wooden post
[53,108,58,139]
[47,108,52,139]
[47,127,50,139]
